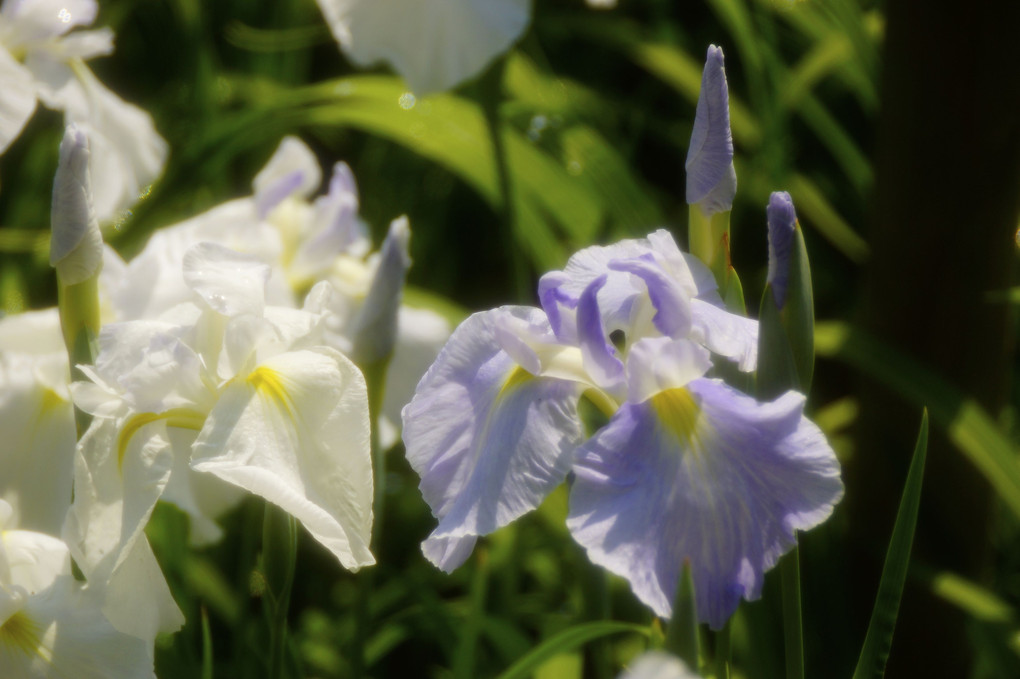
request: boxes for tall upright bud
[50,125,102,377]
[686,45,740,307]
[756,192,815,399]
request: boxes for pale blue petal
[766,191,798,309]
[609,255,693,337]
[402,307,584,571]
[690,299,758,371]
[567,378,843,629]
[685,46,736,214]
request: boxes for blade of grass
[852,411,929,679]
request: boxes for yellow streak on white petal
[247,366,294,418]
[117,408,207,470]
[0,610,45,661]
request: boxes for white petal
[0,354,76,535]
[253,136,322,214]
[317,0,531,94]
[0,48,37,154]
[191,347,375,571]
[182,242,271,318]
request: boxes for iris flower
[66,241,375,608]
[0,500,156,678]
[0,0,167,221]
[402,229,842,628]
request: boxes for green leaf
[815,323,1020,519]
[852,410,929,679]
[494,622,650,679]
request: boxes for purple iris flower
[401,230,843,628]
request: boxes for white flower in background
[0,0,167,222]
[67,242,375,581]
[0,500,157,678]
[617,651,700,679]
[0,309,76,536]
[315,0,531,94]
[107,136,452,446]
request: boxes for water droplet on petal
[58,8,72,23]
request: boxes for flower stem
[781,546,805,679]
[261,503,297,679]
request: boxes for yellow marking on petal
[118,408,206,470]
[0,610,42,659]
[650,387,701,451]
[248,366,294,417]
[38,388,65,415]
[497,366,532,401]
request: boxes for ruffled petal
[567,378,843,629]
[182,242,271,318]
[401,307,584,571]
[689,299,759,372]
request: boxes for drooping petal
[567,378,843,629]
[766,191,798,309]
[61,417,183,640]
[685,45,736,215]
[190,347,375,571]
[402,307,584,571]
[317,0,531,95]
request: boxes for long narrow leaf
[852,411,929,679]
[495,622,650,679]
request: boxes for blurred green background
[1,0,1018,677]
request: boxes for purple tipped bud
[766,191,798,309]
[685,45,736,215]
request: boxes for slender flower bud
[350,216,411,366]
[766,191,798,310]
[50,125,102,382]
[685,45,736,216]
[50,125,102,285]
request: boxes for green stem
[480,57,528,302]
[715,620,731,679]
[262,503,298,679]
[453,547,491,679]
[781,546,805,679]
[351,356,392,679]
[664,560,700,671]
